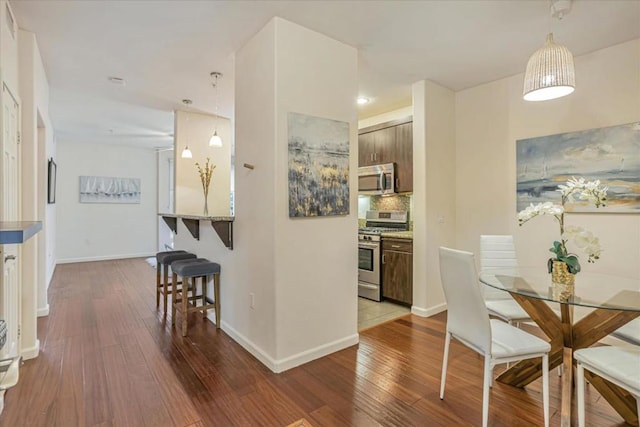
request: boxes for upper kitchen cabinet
[358,117,413,193]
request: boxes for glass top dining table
[479,267,640,312]
[479,267,640,427]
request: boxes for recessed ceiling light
[357,96,370,105]
[108,76,126,85]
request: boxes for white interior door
[1,84,20,359]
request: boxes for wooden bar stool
[169,257,208,318]
[156,251,196,314]
[171,259,221,336]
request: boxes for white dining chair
[611,318,640,346]
[439,247,550,427]
[480,235,531,327]
[575,346,640,427]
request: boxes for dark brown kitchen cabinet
[358,126,394,166]
[358,116,413,192]
[393,121,413,193]
[358,131,376,166]
[382,238,413,306]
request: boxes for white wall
[56,142,158,262]
[44,125,55,285]
[0,0,20,410]
[456,39,640,279]
[358,105,413,129]
[272,18,358,363]
[17,28,54,359]
[412,80,456,317]
[174,17,358,373]
[157,149,173,252]
[231,18,278,359]
[175,111,231,217]
[0,0,19,96]
[31,32,56,310]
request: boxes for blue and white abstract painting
[80,176,141,204]
[516,122,640,213]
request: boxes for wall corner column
[411,80,456,317]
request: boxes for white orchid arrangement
[518,177,608,274]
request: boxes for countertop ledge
[380,231,413,240]
[0,221,43,244]
[158,213,234,249]
[158,213,234,222]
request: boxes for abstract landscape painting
[80,176,141,204]
[516,122,640,213]
[288,112,349,217]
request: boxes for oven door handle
[358,242,379,249]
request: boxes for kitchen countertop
[380,230,413,240]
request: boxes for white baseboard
[57,252,156,264]
[37,304,50,317]
[220,321,280,372]
[21,339,40,360]
[273,333,359,373]
[411,302,447,318]
[46,263,56,288]
[221,321,359,373]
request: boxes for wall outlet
[249,293,255,309]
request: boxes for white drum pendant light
[209,71,223,147]
[523,0,575,101]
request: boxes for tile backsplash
[359,194,413,228]
[370,194,411,212]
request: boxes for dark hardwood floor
[0,258,629,426]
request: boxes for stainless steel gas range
[358,210,408,301]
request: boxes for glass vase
[203,192,209,217]
[551,260,575,301]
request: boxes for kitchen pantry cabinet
[381,238,413,306]
[358,117,413,192]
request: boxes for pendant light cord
[212,72,221,133]
[209,72,224,147]
[181,99,193,158]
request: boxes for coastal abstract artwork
[516,122,640,213]
[79,176,141,204]
[288,112,349,217]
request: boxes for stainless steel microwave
[358,163,396,195]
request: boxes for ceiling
[10,0,640,149]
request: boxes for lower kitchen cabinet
[381,238,413,305]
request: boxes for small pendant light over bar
[209,71,223,147]
[523,0,575,102]
[181,99,193,158]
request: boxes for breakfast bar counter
[158,213,234,249]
